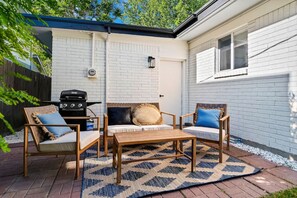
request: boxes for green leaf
[0,135,11,153]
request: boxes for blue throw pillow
[196,109,221,129]
[37,111,73,138]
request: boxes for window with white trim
[218,30,248,72]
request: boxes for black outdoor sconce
[148,56,156,68]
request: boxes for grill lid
[60,89,87,101]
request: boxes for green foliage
[122,0,209,29]
[0,0,55,152]
[263,187,297,198]
[32,0,122,22]
[0,135,10,153]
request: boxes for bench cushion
[141,124,173,131]
[183,126,225,141]
[39,130,99,152]
[107,124,173,136]
[108,125,143,136]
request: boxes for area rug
[82,141,260,198]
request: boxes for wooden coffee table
[112,129,196,184]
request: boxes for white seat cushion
[39,130,99,152]
[183,126,225,141]
[108,125,142,136]
[141,124,173,131]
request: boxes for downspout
[91,32,95,68]
[105,27,111,108]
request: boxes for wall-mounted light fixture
[148,56,156,68]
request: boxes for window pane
[234,44,248,69]
[219,35,231,71]
[234,31,247,47]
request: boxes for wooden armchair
[180,103,230,163]
[103,103,176,156]
[23,105,100,179]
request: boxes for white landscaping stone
[4,129,33,144]
[230,137,297,171]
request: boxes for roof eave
[23,14,175,38]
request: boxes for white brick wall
[52,31,105,121]
[51,31,181,125]
[107,42,159,103]
[190,1,297,154]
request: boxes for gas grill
[59,89,88,130]
[59,89,87,111]
[42,90,101,131]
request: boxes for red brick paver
[239,155,278,169]
[1,143,297,198]
[245,171,294,193]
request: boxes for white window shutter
[196,47,215,83]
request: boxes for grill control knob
[78,103,82,108]
[70,103,75,108]
[63,103,67,108]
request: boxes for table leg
[191,138,196,172]
[112,139,116,168]
[116,145,122,184]
[175,140,179,159]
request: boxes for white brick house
[27,0,297,156]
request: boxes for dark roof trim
[173,0,231,36]
[23,0,230,39]
[23,14,175,38]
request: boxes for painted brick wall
[107,42,159,103]
[52,32,105,119]
[52,31,161,124]
[189,1,297,154]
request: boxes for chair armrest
[160,111,176,129]
[179,112,195,130]
[220,115,230,122]
[180,112,195,118]
[24,123,79,127]
[219,115,230,136]
[160,111,175,116]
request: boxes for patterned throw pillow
[132,104,163,126]
[32,112,56,141]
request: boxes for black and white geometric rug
[82,141,260,198]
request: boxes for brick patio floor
[1,142,297,198]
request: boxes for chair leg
[219,142,223,163]
[97,139,100,158]
[23,126,28,177]
[227,135,230,151]
[104,137,108,156]
[75,152,80,180]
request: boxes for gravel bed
[4,131,297,171]
[4,129,33,144]
[231,137,297,171]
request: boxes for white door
[159,60,182,125]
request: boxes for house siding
[189,0,297,154]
